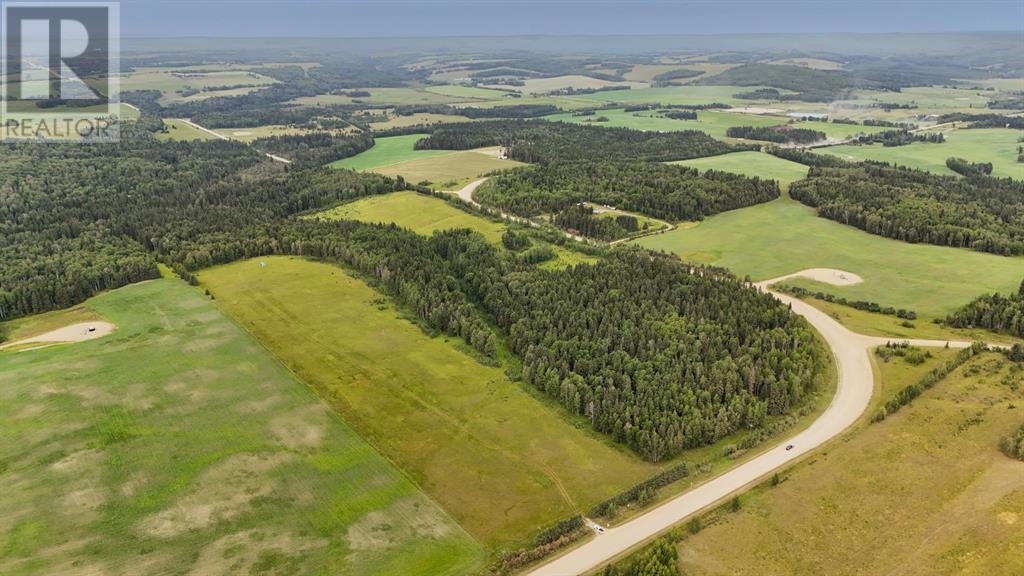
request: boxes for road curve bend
[527,269,977,576]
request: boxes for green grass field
[679,351,1024,576]
[818,128,1024,179]
[200,257,659,549]
[484,75,639,94]
[636,196,1024,318]
[330,134,446,171]
[670,151,809,185]
[291,88,471,107]
[789,297,1024,345]
[0,279,483,576]
[789,120,890,139]
[311,191,595,270]
[423,84,511,99]
[543,109,786,140]
[313,191,505,243]
[372,149,523,188]
[118,69,277,105]
[568,85,793,107]
[155,119,218,142]
[331,135,523,187]
[369,113,475,130]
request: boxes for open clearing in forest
[680,352,1024,576]
[155,118,219,142]
[371,148,524,188]
[543,108,786,140]
[330,134,447,171]
[118,69,277,105]
[313,191,506,243]
[483,75,640,94]
[568,85,795,107]
[291,87,474,107]
[0,279,482,576]
[670,151,809,185]
[817,128,1024,179]
[312,191,595,270]
[330,135,524,187]
[636,195,1024,318]
[200,257,659,548]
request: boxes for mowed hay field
[155,119,218,142]
[543,109,786,140]
[200,257,658,549]
[670,151,809,185]
[372,149,523,188]
[636,196,1024,318]
[0,279,483,576]
[331,134,524,187]
[312,191,505,243]
[330,134,447,171]
[679,352,1024,576]
[818,128,1024,179]
[311,192,597,270]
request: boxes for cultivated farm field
[818,128,1024,179]
[330,134,450,170]
[0,279,483,576]
[331,135,524,187]
[542,108,786,140]
[670,151,810,185]
[313,191,505,243]
[679,352,1024,576]
[155,118,219,142]
[200,257,660,548]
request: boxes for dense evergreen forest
[498,249,825,460]
[726,125,826,144]
[475,161,780,222]
[944,280,1024,337]
[251,131,375,166]
[853,129,944,146]
[0,128,400,319]
[790,164,1024,255]
[414,120,743,163]
[552,205,636,241]
[0,122,823,461]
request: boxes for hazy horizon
[119,0,1024,38]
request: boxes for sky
[118,0,1023,38]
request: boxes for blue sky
[120,1,1023,37]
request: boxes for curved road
[527,270,982,576]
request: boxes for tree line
[413,120,744,163]
[944,279,1024,337]
[251,131,375,167]
[789,164,1024,255]
[853,129,944,146]
[726,125,827,144]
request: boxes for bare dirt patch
[139,452,294,538]
[728,106,784,115]
[346,496,453,552]
[269,405,329,451]
[0,321,116,351]
[188,528,326,576]
[769,268,864,286]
